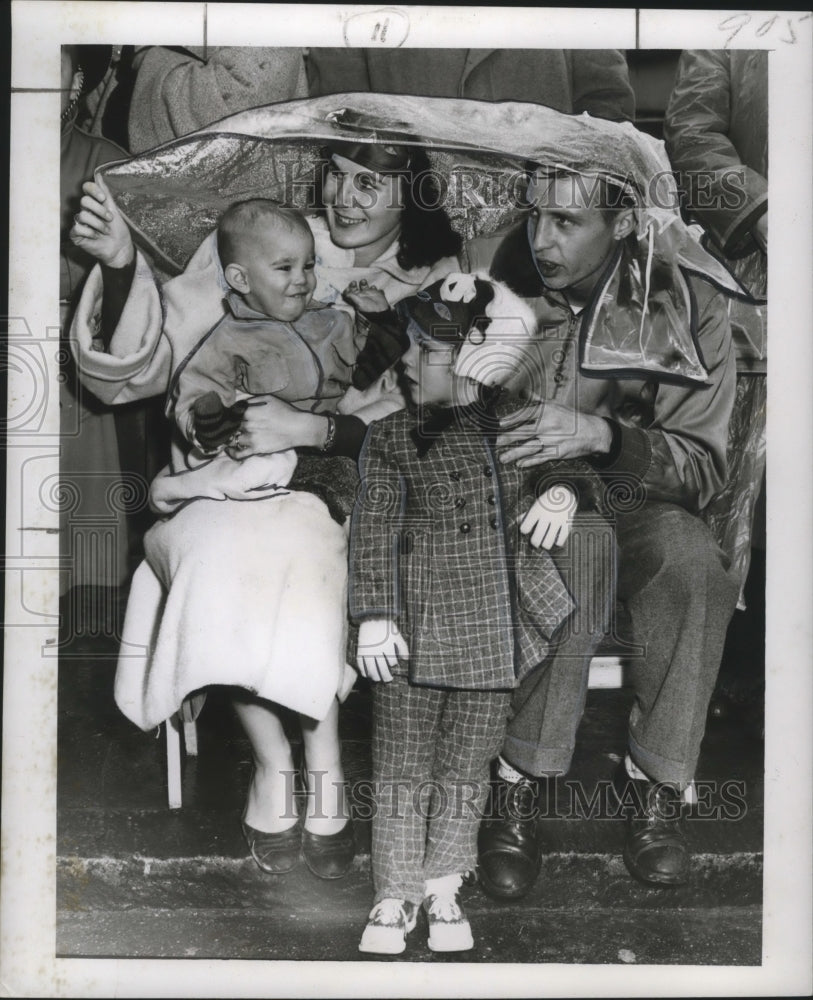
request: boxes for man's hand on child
[343,279,391,314]
[357,619,409,683]
[497,400,613,467]
[520,485,577,550]
[70,176,135,269]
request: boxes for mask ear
[224,262,250,294]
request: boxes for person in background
[665,51,767,264]
[127,46,308,153]
[60,44,131,604]
[664,49,767,738]
[306,48,635,122]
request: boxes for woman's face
[322,154,404,265]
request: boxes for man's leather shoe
[477,776,542,900]
[611,762,689,886]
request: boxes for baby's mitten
[352,309,410,390]
[192,392,249,452]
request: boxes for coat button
[459,522,472,534]
[454,497,467,509]
[486,493,496,505]
[483,465,493,477]
[490,516,499,530]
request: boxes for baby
[160,199,402,515]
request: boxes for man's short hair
[527,164,637,214]
[217,199,311,268]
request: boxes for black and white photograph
[2,4,812,996]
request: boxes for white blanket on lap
[115,491,356,730]
[149,449,298,514]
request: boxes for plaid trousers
[371,677,511,904]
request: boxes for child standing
[348,275,599,953]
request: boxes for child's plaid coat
[349,404,581,690]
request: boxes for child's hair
[217,199,312,269]
[312,145,462,272]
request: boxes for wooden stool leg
[183,719,199,757]
[166,714,183,810]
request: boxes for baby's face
[241,223,317,322]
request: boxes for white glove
[520,485,577,550]
[356,618,409,683]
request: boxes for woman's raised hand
[70,175,135,269]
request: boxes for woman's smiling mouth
[333,212,366,227]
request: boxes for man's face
[527,174,628,302]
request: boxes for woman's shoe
[242,820,301,874]
[301,820,356,880]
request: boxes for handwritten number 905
[719,11,811,47]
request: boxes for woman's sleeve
[325,415,368,460]
[70,250,173,405]
[99,259,136,345]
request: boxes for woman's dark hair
[312,145,461,272]
[396,146,461,270]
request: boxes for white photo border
[3,4,812,996]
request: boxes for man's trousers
[502,502,741,788]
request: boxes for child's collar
[409,392,502,458]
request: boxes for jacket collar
[409,394,502,458]
[491,221,710,385]
[225,290,274,322]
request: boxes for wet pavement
[57,586,764,965]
